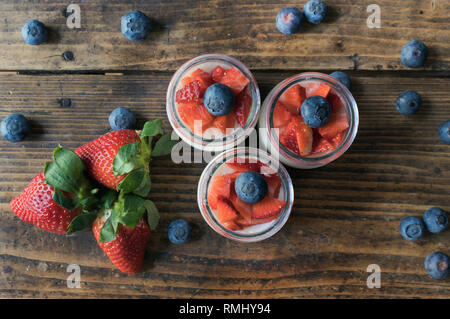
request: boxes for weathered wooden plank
[0,72,449,298]
[0,0,448,71]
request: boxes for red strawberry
[331,131,345,147]
[280,116,313,156]
[76,129,141,191]
[234,88,252,127]
[211,66,226,83]
[327,92,344,112]
[226,157,262,172]
[279,84,306,114]
[10,172,82,234]
[177,69,212,103]
[318,109,349,140]
[273,101,292,128]
[222,220,243,231]
[312,137,334,154]
[264,174,282,198]
[178,102,215,133]
[305,82,331,98]
[213,112,235,134]
[207,174,233,210]
[216,198,238,223]
[252,196,286,219]
[218,67,250,95]
[93,216,150,274]
[229,191,252,222]
[235,213,280,227]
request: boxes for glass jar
[197,147,294,242]
[258,72,359,169]
[166,53,261,152]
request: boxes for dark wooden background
[0,0,449,298]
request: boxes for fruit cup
[258,72,359,169]
[167,54,261,152]
[197,147,294,242]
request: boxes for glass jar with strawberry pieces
[197,147,294,242]
[258,72,359,169]
[166,54,261,152]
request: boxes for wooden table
[0,0,449,299]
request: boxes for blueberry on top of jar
[203,83,235,116]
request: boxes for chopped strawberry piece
[182,68,212,86]
[279,84,306,114]
[273,101,292,128]
[318,110,349,140]
[208,174,233,210]
[252,196,286,219]
[264,174,282,198]
[226,157,262,172]
[312,137,334,154]
[327,92,344,112]
[230,192,253,222]
[305,82,331,98]
[331,131,346,147]
[214,112,235,134]
[211,66,226,83]
[236,213,280,227]
[280,116,313,156]
[222,220,243,231]
[218,67,250,95]
[217,198,238,223]
[176,81,206,103]
[178,102,215,133]
[234,88,252,127]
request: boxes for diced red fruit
[176,81,207,103]
[234,88,252,127]
[226,157,262,172]
[178,102,215,133]
[327,92,344,112]
[211,66,226,83]
[222,220,243,231]
[214,112,235,134]
[312,137,334,154]
[252,196,286,219]
[273,101,292,128]
[279,84,306,115]
[305,82,331,98]
[331,131,345,147]
[264,174,282,198]
[208,174,233,210]
[217,198,238,223]
[182,68,212,86]
[235,213,280,227]
[218,67,250,95]
[318,110,349,140]
[229,192,253,222]
[280,116,313,156]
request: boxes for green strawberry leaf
[117,167,146,194]
[144,200,159,230]
[152,132,179,157]
[100,189,118,210]
[53,189,77,211]
[119,194,146,228]
[44,161,79,195]
[66,212,98,235]
[53,146,85,180]
[141,119,163,139]
[132,172,151,197]
[99,208,120,242]
[113,142,140,176]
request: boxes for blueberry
[121,11,152,42]
[168,219,192,244]
[300,95,332,128]
[109,107,136,131]
[1,114,30,142]
[22,20,47,45]
[330,71,351,90]
[423,207,448,234]
[400,40,428,68]
[203,83,235,116]
[276,7,303,34]
[396,90,421,116]
[303,0,327,24]
[235,171,268,204]
[438,120,450,144]
[424,252,449,279]
[399,216,425,241]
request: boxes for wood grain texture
[0,0,448,71]
[0,72,449,298]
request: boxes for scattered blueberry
[121,11,152,42]
[400,40,428,68]
[399,216,425,241]
[330,71,351,90]
[235,171,268,204]
[168,219,192,244]
[303,0,327,24]
[438,120,450,144]
[1,114,30,142]
[109,107,136,130]
[276,7,303,34]
[423,207,448,234]
[396,90,421,116]
[203,83,235,116]
[424,252,449,279]
[300,95,332,128]
[22,20,47,45]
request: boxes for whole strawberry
[75,119,178,197]
[92,193,159,273]
[10,147,98,234]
